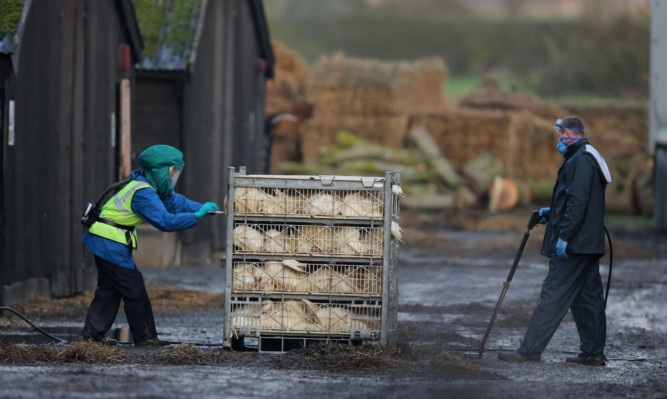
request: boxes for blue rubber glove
[556,238,568,259]
[538,207,550,224]
[195,202,221,219]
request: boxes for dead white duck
[392,184,407,198]
[391,221,404,244]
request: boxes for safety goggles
[554,119,584,134]
[169,166,182,189]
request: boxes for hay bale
[266,40,309,116]
[565,106,648,159]
[410,108,561,181]
[300,115,409,164]
[458,76,566,119]
[308,53,447,116]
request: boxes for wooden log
[488,176,520,213]
[320,145,424,166]
[460,151,503,196]
[409,126,460,188]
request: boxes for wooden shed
[131,0,275,263]
[0,0,143,305]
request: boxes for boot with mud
[497,350,539,363]
[565,354,606,366]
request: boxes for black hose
[604,225,613,308]
[0,306,222,347]
[0,306,68,344]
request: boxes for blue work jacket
[82,170,202,268]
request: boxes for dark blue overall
[518,139,610,360]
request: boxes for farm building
[0,0,274,305]
[131,0,274,265]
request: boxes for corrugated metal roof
[0,0,27,54]
[132,0,206,71]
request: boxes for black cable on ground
[0,306,68,344]
[0,306,223,347]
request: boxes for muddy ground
[1,207,665,399]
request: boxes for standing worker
[81,144,220,346]
[498,116,612,366]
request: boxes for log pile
[266,44,652,215]
[280,128,537,212]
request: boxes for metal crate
[224,167,400,351]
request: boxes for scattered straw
[0,340,127,364]
[0,342,58,363]
[57,340,127,364]
[426,350,495,378]
[159,343,213,365]
[279,342,407,371]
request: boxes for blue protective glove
[195,202,221,219]
[538,207,550,224]
[556,238,568,259]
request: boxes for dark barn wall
[2,0,78,293]
[180,0,232,259]
[1,0,138,304]
[133,76,183,156]
[179,0,269,258]
[232,0,268,175]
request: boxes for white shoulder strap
[585,144,612,183]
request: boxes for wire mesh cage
[232,261,383,296]
[232,223,384,257]
[229,296,382,336]
[234,187,385,219]
[224,169,400,350]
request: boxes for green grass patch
[550,96,648,109]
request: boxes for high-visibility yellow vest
[88,180,154,249]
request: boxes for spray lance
[477,210,614,359]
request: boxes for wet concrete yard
[1,210,665,398]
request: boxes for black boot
[565,353,606,366]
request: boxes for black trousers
[518,254,606,360]
[81,255,157,343]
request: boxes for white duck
[391,221,404,244]
[392,185,407,198]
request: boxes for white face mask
[170,167,182,190]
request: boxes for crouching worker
[498,116,611,366]
[81,144,220,346]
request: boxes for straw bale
[300,115,409,165]
[266,41,309,116]
[459,77,566,119]
[565,106,648,158]
[410,108,561,181]
[308,53,447,116]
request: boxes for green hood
[138,145,185,198]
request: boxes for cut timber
[409,126,460,188]
[488,176,520,213]
[461,152,503,196]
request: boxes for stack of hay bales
[266,41,312,172]
[410,107,561,181]
[458,76,566,119]
[301,54,447,165]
